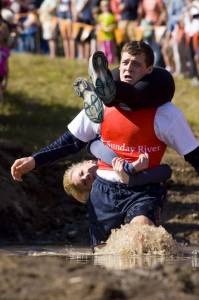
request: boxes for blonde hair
[63,162,90,204]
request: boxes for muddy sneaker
[73,78,104,123]
[88,51,116,104]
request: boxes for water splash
[95,224,179,256]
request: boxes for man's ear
[146,66,153,74]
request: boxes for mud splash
[95,224,179,256]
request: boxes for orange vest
[98,107,166,170]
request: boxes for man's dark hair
[121,41,154,67]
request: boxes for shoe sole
[88,51,116,104]
[73,78,104,123]
[73,78,88,97]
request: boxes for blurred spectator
[96,0,116,64]
[174,16,188,75]
[0,22,10,102]
[0,9,16,102]
[161,0,185,74]
[191,2,199,80]
[110,0,122,23]
[16,5,39,53]
[1,8,18,47]
[138,0,167,66]
[71,0,94,60]
[39,0,58,58]
[8,0,33,14]
[119,0,140,42]
[32,1,44,8]
[7,1,21,13]
[110,0,123,54]
[138,0,167,25]
[110,0,139,50]
[90,5,99,54]
[183,0,199,85]
[56,0,73,58]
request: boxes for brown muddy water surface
[0,243,199,270]
[0,244,199,300]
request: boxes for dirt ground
[0,139,199,299]
[0,255,198,300]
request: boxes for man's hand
[11,156,36,182]
[133,153,149,172]
[112,153,149,184]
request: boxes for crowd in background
[0,0,199,86]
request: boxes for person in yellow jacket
[96,0,116,64]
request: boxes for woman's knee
[130,215,154,226]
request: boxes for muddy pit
[0,140,198,299]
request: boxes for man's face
[119,52,153,85]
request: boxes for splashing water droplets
[95,223,179,256]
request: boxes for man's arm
[32,131,86,167]
[155,103,199,176]
[11,131,86,181]
[34,108,99,167]
[11,109,99,181]
[110,67,175,109]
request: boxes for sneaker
[73,78,104,123]
[88,51,116,104]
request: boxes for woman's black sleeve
[128,164,172,187]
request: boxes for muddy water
[0,225,199,270]
[0,243,199,270]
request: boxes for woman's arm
[109,67,175,109]
[88,138,118,165]
[128,164,172,186]
[89,138,172,184]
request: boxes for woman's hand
[112,157,129,184]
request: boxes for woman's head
[63,160,97,204]
[100,0,110,12]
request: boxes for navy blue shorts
[88,176,166,247]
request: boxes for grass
[174,78,199,131]
[0,53,198,153]
[0,53,88,152]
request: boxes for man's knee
[130,215,154,226]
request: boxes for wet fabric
[88,175,166,246]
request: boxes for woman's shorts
[88,176,166,247]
